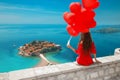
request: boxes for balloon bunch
[63,0,100,36]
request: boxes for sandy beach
[35,54,58,67]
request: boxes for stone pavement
[110,75,120,80]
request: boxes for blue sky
[0,0,120,25]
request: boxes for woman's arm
[93,54,101,63]
[67,45,76,53]
[91,42,101,63]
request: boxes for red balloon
[75,24,89,32]
[82,9,95,20]
[63,1,99,36]
[73,22,89,33]
[93,2,100,9]
[84,19,96,28]
[89,19,96,28]
[66,25,79,36]
[70,2,81,14]
[81,28,89,33]
[75,12,83,23]
[82,0,100,10]
[63,12,75,25]
[72,24,81,33]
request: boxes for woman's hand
[67,44,71,48]
[67,44,76,52]
[95,59,101,63]
[93,54,101,63]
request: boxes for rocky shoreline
[18,41,61,56]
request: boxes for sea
[0,24,120,72]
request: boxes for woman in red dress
[67,32,100,66]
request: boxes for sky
[0,0,120,25]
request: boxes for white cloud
[0,2,63,14]
[0,2,64,24]
[0,5,38,11]
[0,2,38,11]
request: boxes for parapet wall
[0,54,120,80]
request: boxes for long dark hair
[80,32,92,53]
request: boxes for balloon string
[67,36,72,46]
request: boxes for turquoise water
[0,24,120,72]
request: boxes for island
[18,40,62,56]
[93,27,120,33]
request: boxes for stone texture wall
[0,54,120,80]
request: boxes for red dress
[75,42,96,66]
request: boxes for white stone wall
[0,55,120,80]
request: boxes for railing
[0,53,120,80]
